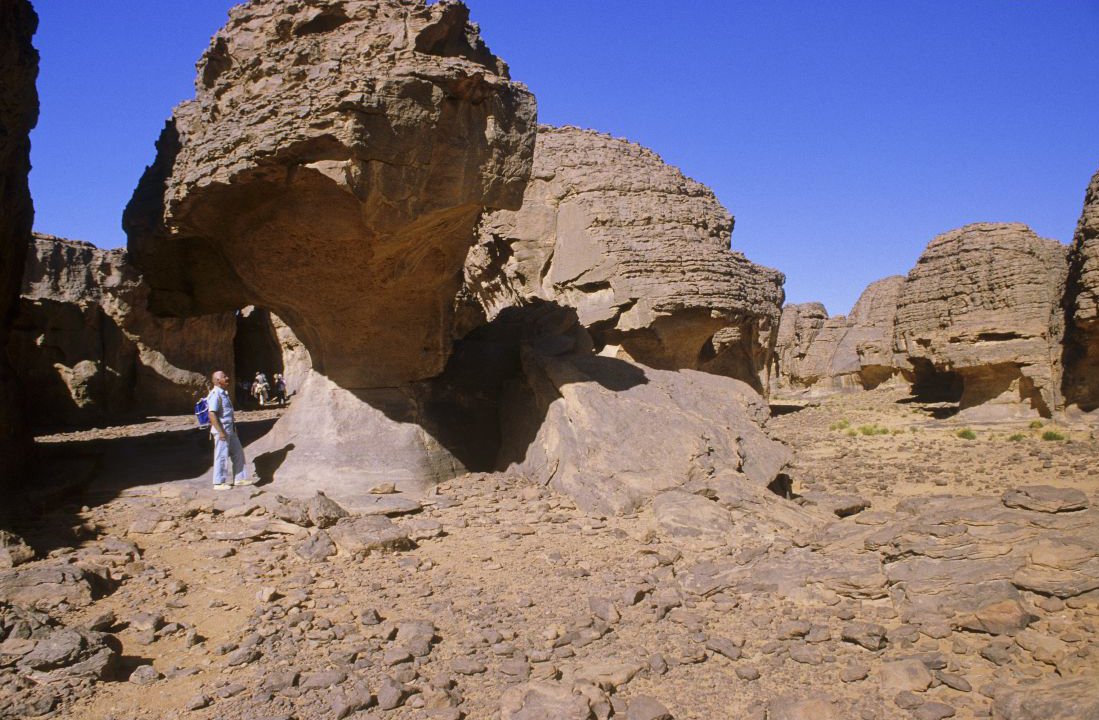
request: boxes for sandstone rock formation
[772,302,830,390]
[125,0,538,495]
[895,223,1068,419]
[9,234,234,427]
[465,125,785,392]
[773,277,906,394]
[504,347,792,516]
[0,0,38,516]
[124,0,537,390]
[1063,167,1099,412]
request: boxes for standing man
[207,370,252,490]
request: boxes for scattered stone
[627,695,673,720]
[841,622,887,651]
[128,664,159,685]
[294,530,337,562]
[879,659,932,693]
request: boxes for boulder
[0,0,38,515]
[465,125,784,393]
[9,234,235,427]
[894,223,1068,419]
[1063,167,1099,412]
[501,345,791,516]
[125,0,537,494]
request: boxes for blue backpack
[194,397,211,429]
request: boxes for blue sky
[29,1,1099,315]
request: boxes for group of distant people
[239,370,288,408]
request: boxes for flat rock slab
[993,678,1099,719]
[0,565,96,610]
[768,694,838,720]
[1003,485,1089,513]
[499,681,592,720]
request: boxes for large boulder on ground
[9,234,235,427]
[124,0,537,495]
[464,125,784,393]
[1063,167,1099,412]
[124,0,536,390]
[501,342,792,516]
[0,0,38,516]
[772,277,907,394]
[893,223,1068,419]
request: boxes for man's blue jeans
[213,431,248,486]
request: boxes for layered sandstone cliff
[9,234,235,427]
[0,0,38,509]
[772,276,905,394]
[465,125,784,391]
[1063,168,1099,412]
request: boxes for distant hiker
[273,373,288,405]
[207,370,252,491]
[252,371,270,407]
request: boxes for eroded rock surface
[124,0,536,390]
[774,277,906,395]
[1064,168,1099,413]
[465,125,784,392]
[124,0,538,497]
[895,223,1068,419]
[9,234,234,427]
[0,0,38,516]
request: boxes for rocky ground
[2,393,1098,720]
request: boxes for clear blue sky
[29,1,1099,315]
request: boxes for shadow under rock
[5,415,278,557]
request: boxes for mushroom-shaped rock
[124,0,536,499]
[125,0,536,390]
[464,125,784,393]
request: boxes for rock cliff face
[465,125,785,392]
[1063,168,1099,412]
[772,276,905,394]
[10,234,235,427]
[0,0,38,510]
[125,0,537,390]
[772,302,830,390]
[895,223,1068,419]
[844,275,906,387]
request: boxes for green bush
[1041,430,1065,442]
[858,424,890,436]
[846,429,858,437]
[1008,433,1026,442]
[829,419,851,431]
[956,428,977,440]
[1029,420,1044,429]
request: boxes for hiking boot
[213,484,232,491]
[233,479,255,487]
